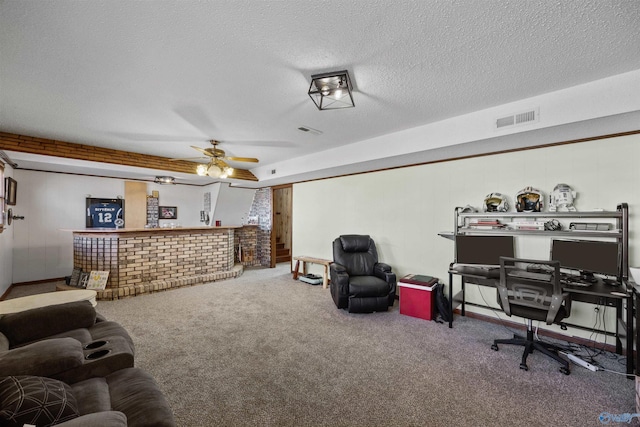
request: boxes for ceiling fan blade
[226,156,259,163]
[191,146,214,156]
[168,157,208,161]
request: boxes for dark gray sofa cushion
[71,368,176,427]
[0,337,84,378]
[56,410,128,426]
[0,301,96,346]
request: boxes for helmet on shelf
[544,219,563,231]
[459,205,477,213]
[515,186,543,212]
[549,183,577,212]
[483,193,509,212]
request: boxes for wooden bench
[293,256,332,289]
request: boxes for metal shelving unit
[446,203,634,375]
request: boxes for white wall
[149,181,204,228]
[212,183,256,226]
[292,133,640,341]
[0,164,15,296]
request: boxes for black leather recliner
[329,235,396,313]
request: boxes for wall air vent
[495,108,539,130]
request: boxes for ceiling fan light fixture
[205,163,233,179]
[207,164,223,178]
[308,70,354,110]
[196,164,208,176]
[154,176,175,185]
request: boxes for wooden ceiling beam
[0,132,258,181]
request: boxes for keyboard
[560,277,592,287]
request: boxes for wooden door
[271,185,292,266]
[124,181,147,229]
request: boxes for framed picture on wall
[159,206,177,219]
[5,177,17,206]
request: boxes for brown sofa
[0,301,134,384]
[0,300,175,426]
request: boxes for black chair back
[333,235,378,276]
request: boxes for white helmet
[549,183,577,212]
[516,186,543,212]
[483,193,509,212]
[459,205,477,213]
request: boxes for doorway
[271,185,292,267]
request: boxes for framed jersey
[86,198,125,228]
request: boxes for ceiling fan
[175,140,259,179]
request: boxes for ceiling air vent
[297,125,323,135]
[495,108,539,130]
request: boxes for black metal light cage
[308,70,354,110]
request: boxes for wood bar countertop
[69,225,257,236]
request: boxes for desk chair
[491,257,572,374]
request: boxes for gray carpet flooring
[7,265,638,426]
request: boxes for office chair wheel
[491,344,499,351]
[560,367,570,375]
[519,363,528,371]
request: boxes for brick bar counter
[71,225,258,300]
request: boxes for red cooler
[398,274,438,321]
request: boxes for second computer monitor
[551,239,619,280]
[455,235,515,266]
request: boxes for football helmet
[483,193,509,212]
[515,186,543,212]
[549,183,577,212]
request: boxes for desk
[293,256,331,289]
[448,267,634,375]
[0,290,97,315]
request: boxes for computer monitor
[455,235,515,266]
[550,239,619,282]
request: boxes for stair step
[276,248,290,256]
[276,255,291,263]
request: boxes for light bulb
[196,164,208,176]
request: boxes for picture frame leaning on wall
[5,177,16,206]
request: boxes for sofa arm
[374,262,392,274]
[0,301,96,346]
[0,332,9,351]
[374,263,396,283]
[55,411,128,427]
[329,263,349,286]
[0,337,84,377]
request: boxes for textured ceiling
[1,0,640,186]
